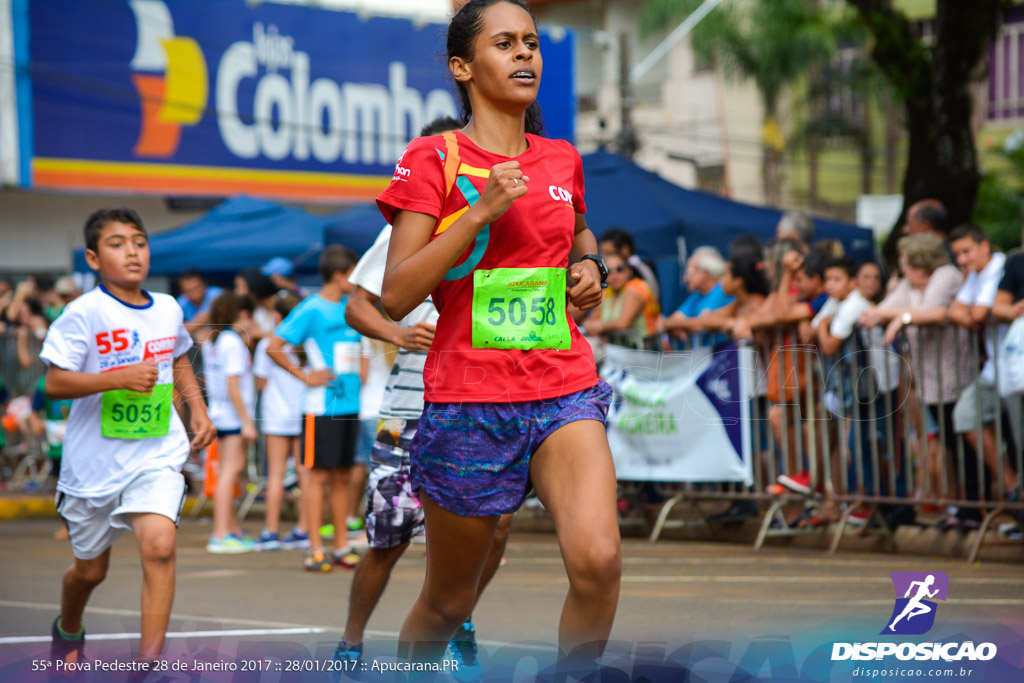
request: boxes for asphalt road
[1,517,1022,681]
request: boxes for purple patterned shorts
[410,381,612,517]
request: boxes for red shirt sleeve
[570,143,587,215]
[376,136,446,225]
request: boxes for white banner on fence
[602,343,754,485]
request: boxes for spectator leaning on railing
[776,209,815,247]
[584,252,661,345]
[767,249,831,496]
[599,227,661,302]
[888,199,951,294]
[946,225,1019,501]
[856,260,885,304]
[697,253,771,340]
[663,247,733,347]
[859,233,967,504]
[993,250,1024,322]
[815,257,904,505]
[992,250,1024,536]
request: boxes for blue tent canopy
[580,150,876,311]
[322,205,389,256]
[72,196,331,278]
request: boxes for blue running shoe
[447,621,482,683]
[329,640,363,683]
[281,528,311,550]
[257,530,281,551]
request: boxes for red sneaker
[846,509,872,527]
[777,470,812,495]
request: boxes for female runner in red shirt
[377,0,620,663]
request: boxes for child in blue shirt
[266,245,363,572]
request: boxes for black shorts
[303,414,359,470]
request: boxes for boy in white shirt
[42,208,215,663]
[816,257,904,504]
[948,224,1018,502]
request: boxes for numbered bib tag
[101,383,173,439]
[333,341,361,375]
[471,267,571,350]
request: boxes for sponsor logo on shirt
[96,328,144,372]
[144,336,178,366]
[392,150,411,182]
[548,185,573,204]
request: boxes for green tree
[974,136,1024,251]
[641,0,839,205]
[845,0,1012,263]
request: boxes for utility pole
[617,32,638,159]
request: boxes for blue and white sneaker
[257,530,281,551]
[281,528,311,550]
[206,534,255,554]
[447,621,482,683]
[329,639,363,683]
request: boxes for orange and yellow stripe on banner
[32,158,392,203]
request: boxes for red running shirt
[377,132,598,403]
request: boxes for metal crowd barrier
[0,332,51,489]
[0,331,46,396]
[627,320,1023,563]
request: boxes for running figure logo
[881,571,949,635]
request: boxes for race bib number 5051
[101,384,173,439]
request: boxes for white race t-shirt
[39,285,192,498]
[955,252,1007,382]
[253,337,304,436]
[201,329,255,431]
[347,224,439,421]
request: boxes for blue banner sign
[21,0,575,200]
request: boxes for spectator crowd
[2,198,1023,562]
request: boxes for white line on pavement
[0,601,555,653]
[0,628,326,645]
[0,600,317,630]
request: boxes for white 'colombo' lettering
[549,185,572,203]
[831,642,997,662]
[217,23,458,165]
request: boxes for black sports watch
[576,254,609,284]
